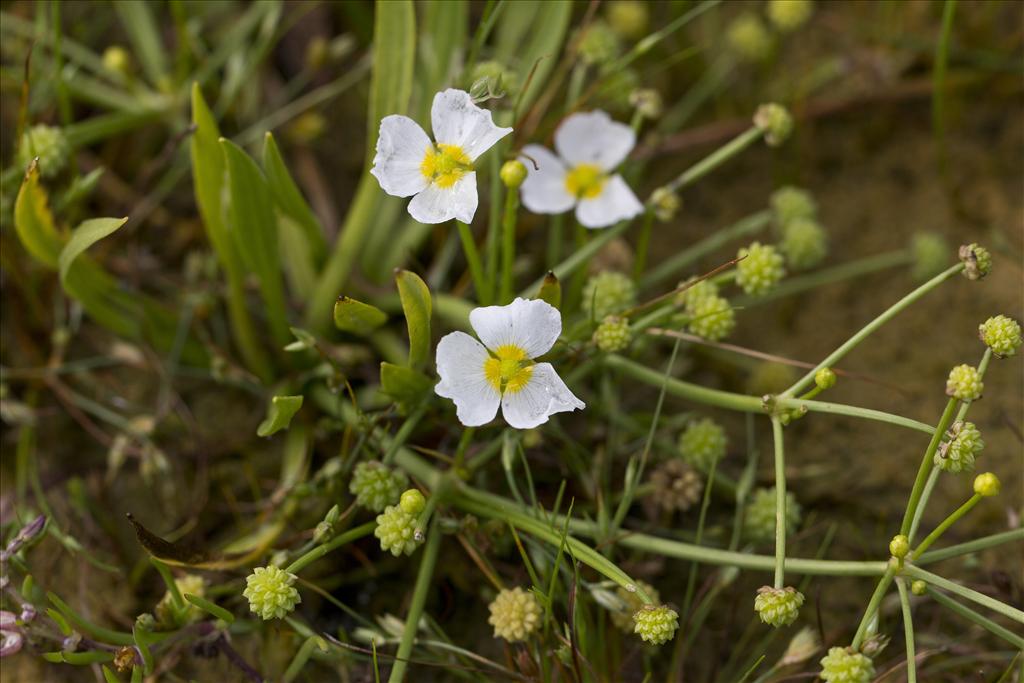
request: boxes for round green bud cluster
[469,60,519,97]
[979,315,1022,357]
[610,580,659,632]
[243,566,301,620]
[629,89,663,119]
[156,574,205,627]
[633,604,679,645]
[958,243,991,280]
[889,534,909,559]
[675,277,719,310]
[651,187,681,222]
[911,580,927,596]
[737,242,786,296]
[973,472,1000,497]
[768,0,814,32]
[779,218,827,270]
[350,460,408,512]
[910,232,949,281]
[945,364,983,402]
[745,487,801,545]
[374,500,422,557]
[578,20,621,66]
[500,160,527,189]
[607,1,649,39]
[727,13,773,63]
[754,103,794,147]
[487,587,542,642]
[678,418,727,471]
[754,586,804,627]
[771,186,817,227]
[583,271,637,319]
[648,459,703,512]
[593,315,632,352]
[688,295,736,342]
[814,367,837,390]
[18,124,70,178]
[819,647,875,683]
[935,421,984,474]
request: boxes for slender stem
[632,209,655,281]
[782,263,965,398]
[925,587,1024,650]
[520,220,630,298]
[387,520,442,683]
[932,0,958,145]
[901,399,959,535]
[775,396,935,435]
[852,563,897,650]
[908,467,941,543]
[456,220,490,305]
[902,565,1024,624]
[546,213,563,270]
[382,403,427,466]
[911,494,981,560]
[661,127,763,195]
[285,521,376,574]
[771,417,787,588]
[499,186,518,303]
[896,578,917,683]
[682,450,719,618]
[152,559,185,612]
[917,528,1024,564]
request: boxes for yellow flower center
[483,344,533,394]
[421,143,472,189]
[565,163,606,199]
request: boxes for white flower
[435,298,585,429]
[371,89,512,225]
[518,111,644,229]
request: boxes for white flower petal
[407,172,479,224]
[501,363,585,429]
[555,110,636,171]
[469,298,562,358]
[431,89,513,161]
[518,144,575,215]
[575,175,644,229]
[435,331,501,427]
[370,115,432,197]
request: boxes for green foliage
[395,269,432,370]
[58,216,127,284]
[333,297,388,335]
[257,395,304,437]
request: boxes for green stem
[932,0,958,145]
[682,451,719,618]
[917,528,1024,564]
[900,398,959,535]
[632,209,655,281]
[46,593,135,646]
[500,186,518,303]
[774,396,935,435]
[771,417,786,589]
[902,565,1024,624]
[546,213,563,270]
[908,467,941,543]
[661,127,763,195]
[781,263,965,398]
[852,562,897,650]
[381,403,427,467]
[911,494,981,560]
[925,587,1024,650]
[895,578,917,683]
[456,220,490,305]
[152,559,185,613]
[285,521,376,574]
[387,520,442,683]
[520,220,631,299]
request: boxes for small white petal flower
[435,298,585,429]
[519,111,644,229]
[371,89,512,225]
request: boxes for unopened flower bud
[102,46,132,75]
[958,243,991,280]
[814,367,837,390]
[579,21,621,66]
[607,1,649,39]
[973,472,1000,497]
[399,489,426,515]
[911,580,927,596]
[979,315,1022,358]
[768,0,814,32]
[754,103,794,147]
[18,125,70,178]
[629,89,663,119]
[651,186,681,222]
[500,160,527,189]
[727,13,773,63]
[889,534,909,559]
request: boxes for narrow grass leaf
[495,1,571,110]
[183,593,234,624]
[263,132,327,264]
[112,1,168,87]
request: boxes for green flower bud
[771,186,817,226]
[18,125,70,178]
[610,580,659,631]
[747,362,798,397]
[134,613,156,631]
[607,1,649,39]
[779,218,827,270]
[737,242,786,296]
[243,566,301,620]
[687,295,736,342]
[350,461,408,512]
[399,488,426,515]
[629,88,663,119]
[973,472,1000,497]
[305,36,330,70]
[935,421,984,474]
[678,418,727,471]
[633,604,679,645]
[889,534,909,559]
[651,186,682,222]
[579,21,621,66]
[102,46,132,75]
[593,315,632,352]
[727,13,773,63]
[675,277,719,310]
[469,61,519,99]
[814,367,837,390]
[500,160,528,189]
[768,0,814,32]
[911,580,927,596]
[910,232,949,281]
[374,504,422,556]
[648,459,703,512]
[754,586,804,627]
[958,243,991,280]
[582,271,637,319]
[979,315,1022,358]
[745,487,801,545]
[156,574,206,627]
[819,647,875,683]
[945,364,983,402]
[488,587,542,642]
[754,103,794,147]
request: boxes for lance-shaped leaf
[334,296,388,335]
[380,362,433,409]
[537,271,561,310]
[257,395,303,437]
[395,269,432,369]
[59,217,128,285]
[263,132,326,263]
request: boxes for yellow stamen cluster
[483,344,534,394]
[421,143,472,189]
[565,163,606,199]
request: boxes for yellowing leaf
[14,164,63,268]
[333,296,388,335]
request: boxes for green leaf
[59,217,128,285]
[113,1,168,87]
[14,164,63,267]
[284,326,318,352]
[380,362,433,407]
[257,395,304,437]
[395,269,432,369]
[495,1,572,110]
[367,0,416,167]
[419,0,468,119]
[183,593,235,624]
[102,665,121,683]
[263,132,326,264]
[334,296,388,335]
[537,271,561,310]
[221,138,290,344]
